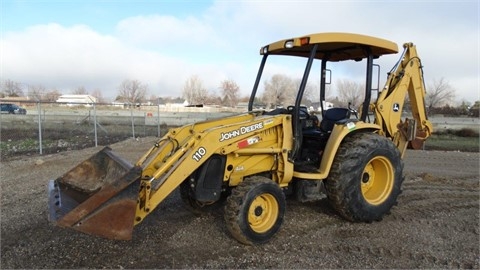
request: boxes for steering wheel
[287,106,310,119]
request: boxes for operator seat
[319,108,350,133]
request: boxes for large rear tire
[325,132,404,222]
[224,176,286,245]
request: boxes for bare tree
[262,74,296,109]
[426,77,456,111]
[117,79,148,104]
[238,95,251,103]
[182,75,208,105]
[1,79,24,97]
[220,79,240,107]
[72,86,88,95]
[44,89,62,102]
[27,85,46,100]
[293,78,318,106]
[205,90,222,105]
[336,79,364,107]
[91,88,105,103]
[148,94,159,103]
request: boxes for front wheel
[325,132,404,222]
[179,179,227,215]
[224,176,286,245]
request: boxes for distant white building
[310,101,334,112]
[56,95,98,106]
[321,101,334,111]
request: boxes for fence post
[157,102,161,137]
[130,104,135,139]
[93,102,98,147]
[37,101,43,155]
[87,97,98,147]
[143,112,146,137]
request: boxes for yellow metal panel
[227,154,275,186]
[262,32,398,61]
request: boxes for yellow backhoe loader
[48,32,433,245]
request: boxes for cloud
[3,24,130,96]
[206,1,479,101]
[116,14,222,48]
[1,1,478,103]
[1,22,247,99]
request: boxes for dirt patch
[0,126,137,160]
[1,137,479,269]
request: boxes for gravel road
[1,137,479,269]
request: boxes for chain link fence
[3,100,478,160]
[0,101,237,160]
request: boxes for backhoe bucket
[48,147,142,240]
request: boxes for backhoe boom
[373,42,433,156]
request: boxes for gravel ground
[1,137,479,269]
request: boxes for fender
[192,154,227,202]
[319,121,380,175]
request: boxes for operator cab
[248,32,398,170]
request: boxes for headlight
[260,46,269,54]
[284,40,294,49]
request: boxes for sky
[1,0,479,103]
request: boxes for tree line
[1,76,477,117]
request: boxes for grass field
[425,134,479,152]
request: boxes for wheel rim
[248,193,279,233]
[361,156,394,205]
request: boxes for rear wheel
[325,132,403,222]
[224,176,286,245]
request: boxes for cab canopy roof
[261,32,398,62]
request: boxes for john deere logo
[393,103,400,112]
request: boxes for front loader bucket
[48,147,142,240]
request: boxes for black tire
[224,176,286,245]
[179,180,204,214]
[179,180,227,215]
[325,132,404,222]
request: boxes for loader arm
[135,112,258,178]
[373,42,433,157]
[132,113,292,225]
